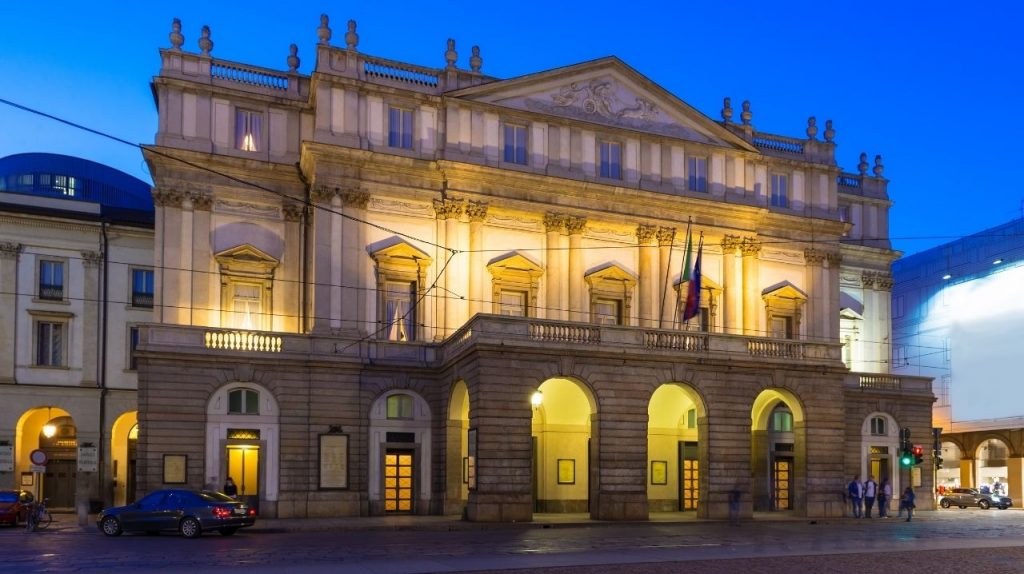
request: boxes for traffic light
[900,449,913,467]
[934,452,944,469]
[932,427,943,469]
[912,445,924,466]
[900,427,912,452]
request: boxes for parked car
[97,489,256,538]
[0,490,33,526]
[939,487,1012,510]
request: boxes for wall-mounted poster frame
[319,433,349,489]
[163,454,187,484]
[650,460,668,485]
[557,459,575,484]
[467,428,478,489]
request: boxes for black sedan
[939,487,1012,510]
[98,489,255,538]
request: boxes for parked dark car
[0,490,33,526]
[939,487,1012,510]
[97,489,255,538]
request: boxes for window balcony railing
[131,292,154,308]
[39,284,64,300]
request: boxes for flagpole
[675,218,693,330]
[657,228,676,331]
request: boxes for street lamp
[42,407,56,438]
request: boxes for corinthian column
[433,198,464,340]
[803,248,826,341]
[566,216,588,323]
[657,227,676,328]
[341,192,370,336]
[467,201,488,320]
[721,235,742,335]
[636,224,657,328]
[543,213,564,320]
[740,238,762,336]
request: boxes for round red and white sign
[29,449,47,466]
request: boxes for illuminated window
[686,408,696,429]
[585,265,635,326]
[770,173,789,208]
[771,408,793,432]
[688,156,707,192]
[498,290,527,317]
[386,394,414,419]
[228,388,260,415]
[384,281,416,342]
[870,416,886,436]
[52,175,79,196]
[235,109,262,152]
[215,245,278,332]
[231,283,263,330]
[599,141,621,179]
[503,124,527,165]
[38,260,64,301]
[388,107,414,149]
[488,252,542,319]
[35,320,65,366]
[770,316,792,339]
[131,268,154,308]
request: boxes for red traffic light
[912,445,923,456]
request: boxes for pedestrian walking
[900,486,916,522]
[878,477,892,518]
[224,476,239,497]
[847,474,863,518]
[728,487,741,526]
[863,475,878,518]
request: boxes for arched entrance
[751,389,806,513]
[531,377,595,514]
[976,438,1009,495]
[445,380,470,515]
[15,407,74,508]
[206,383,280,515]
[860,413,900,515]
[647,383,705,512]
[368,390,432,515]
[110,412,138,506]
[937,441,962,489]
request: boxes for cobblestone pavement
[1,509,1023,573]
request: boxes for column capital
[740,238,762,256]
[861,271,876,288]
[721,234,743,253]
[466,200,489,222]
[433,198,464,220]
[543,212,566,233]
[311,185,335,204]
[189,191,213,211]
[152,189,185,207]
[876,273,894,291]
[636,224,658,245]
[342,191,370,209]
[81,250,103,268]
[282,202,305,222]
[804,247,827,265]
[656,226,676,246]
[0,242,21,259]
[565,216,588,236]
[826,251,843,265]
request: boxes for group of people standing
[847,475,915,521]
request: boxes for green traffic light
[900,454,913,466]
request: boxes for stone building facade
[137,16,933,520]
[0,153,152,512]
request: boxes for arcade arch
[531,377,595,513]
[751,388,805,512]
[206,382,280,512]
[646,383,705,512]
[110,411,138,506]
[444,381,470,515]
[937,441,962,489]
[976,438,1010,494]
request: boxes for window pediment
[215,244,279,279]
[761,281,807,301]
[487,251,543,278]
[369,239,432,270]
[585,263,637,288]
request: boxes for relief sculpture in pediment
[551,79,659,122]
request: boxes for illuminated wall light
[942,274,952,280]
[531,390,543,409]
[993,259,1003,265]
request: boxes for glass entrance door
[226,445,260,498]
[772,457,793,510]
[384,449,414,513]
[679,441,698,511]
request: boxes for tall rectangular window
[235,109,262,152]
[599,141,621,179]
[385,281,416,341]
[131,268,154,308]
[503,124,527,165]
[128,326,140,371]
[770,316,792,339]
[388,107,414,149]
[770,173,789,208]
[231,283,263,330]
[36,321,64,366]
[593,298,622,325]
[498,290,527,317]
[688,156,707,192]
[39,260,64,301]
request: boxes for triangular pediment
[585,262,637,286]
[487,251,543,275]
[448,57,756,151]
[762,280,807,300]
[368,237,432,267]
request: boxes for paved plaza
[2,509,1023,573]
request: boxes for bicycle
[25,498,52,532]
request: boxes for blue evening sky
[1,1,1019,255]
